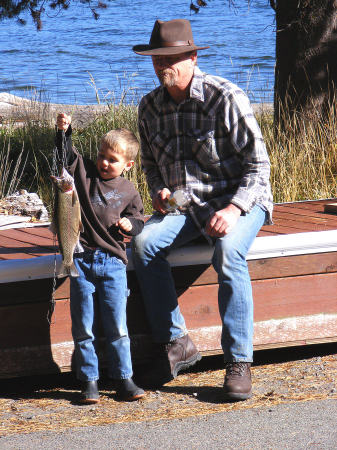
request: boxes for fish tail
[57,261,79,278]
[69,262,80,278]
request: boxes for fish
[50,168,83,277]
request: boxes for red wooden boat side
[1,199,337,378]
[2,200,337,260]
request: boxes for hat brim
[132,44,209,56]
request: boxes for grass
[0,96,336,214]
[258,102,337,203]
[0,138,27,199]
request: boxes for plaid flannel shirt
[138,66,273,231]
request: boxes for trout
[50,168,83,277]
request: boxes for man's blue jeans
[132,205,266,362]
[70,249,132,381]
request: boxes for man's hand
[116,217,133,233]
[56,113,71,131]
[205,204,242,237]
[152,188,171,214]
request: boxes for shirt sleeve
[121,189,145,236]
[222,90,271,213]
[138,104,166,197]
[55,125,77,168]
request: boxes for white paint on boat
[2,229,337,283]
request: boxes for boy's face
[96,145,133,180]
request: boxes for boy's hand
[116,217,133,233]
[56,113,71,131]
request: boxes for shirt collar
[189,65,205,102]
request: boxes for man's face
[151,52,197,89]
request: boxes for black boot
[79,380,100,404]
[114,378,145,401]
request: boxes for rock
[0,190,49,222]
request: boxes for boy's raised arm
[55,113,76,167]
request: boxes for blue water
[0,0,275,105]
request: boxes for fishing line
[48,129,67,324]
[52,128,68,177]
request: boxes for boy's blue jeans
[70,249,132,381]
[132,205,266,362]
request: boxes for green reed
[1,97,336,215]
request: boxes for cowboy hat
[132,19,209,56]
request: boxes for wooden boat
[1,199,337,379]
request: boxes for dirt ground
[0,344,336,437]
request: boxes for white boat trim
[0,216,50,230]
[1,229,337,283]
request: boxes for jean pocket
[113,256,126,267]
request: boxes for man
[132,19,273,401]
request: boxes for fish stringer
[48,130,68,324]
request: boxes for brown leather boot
[137,334,202,388]
[166,334,202,378]
[223,362,252,401]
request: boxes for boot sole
[121,392,146,401]
[135,352,202,389]
[79,397,100,405]
[173,352,202,378]
[222,390,252,401]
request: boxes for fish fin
[72,189,79,207]
[57,262,79,278]
[74,240,84,253]
[69,262,80,277]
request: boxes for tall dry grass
[0,139,27,199]
[258,102,337,203]
[1,95,336,214]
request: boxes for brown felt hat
[132,19,209,56]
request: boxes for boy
[55,113,145,404]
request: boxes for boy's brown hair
[100,129,139,161]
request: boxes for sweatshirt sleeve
[55,124,77,168]
[121,189,145,237]
[127,217,145,236]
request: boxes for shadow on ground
[0,342,336,397]
[0,343,336,436]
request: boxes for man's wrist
[228,203,242,216]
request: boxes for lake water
[0,0,275,105]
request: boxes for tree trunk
[274,0,337,128]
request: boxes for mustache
[157,68,174,75]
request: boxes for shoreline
[0,92,273,128]
[0,92,110,128]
